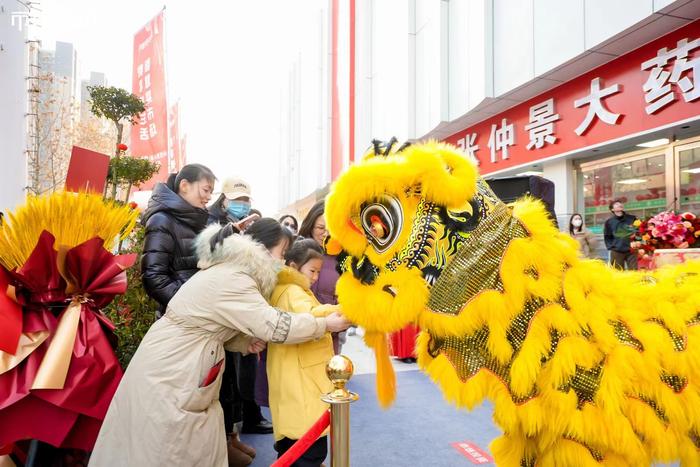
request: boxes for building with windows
[279,0,700,236]
[80,71,107,122]
[0,0,33,211]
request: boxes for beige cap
[221,177,252,200]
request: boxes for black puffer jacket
[141,183,209,317]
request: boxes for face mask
[572,219,583,228]
[226,200,251,220]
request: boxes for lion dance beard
[325,139,700,466]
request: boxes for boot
[230,433,256,458]
[227,438,253,467]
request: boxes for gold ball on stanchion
[324,355,358,402]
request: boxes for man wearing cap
[208,177,272,467]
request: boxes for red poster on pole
[131,10,168,190]
[168,102,182,172]
[64,146,110,194]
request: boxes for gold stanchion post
[322,355,359,467]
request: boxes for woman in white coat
[89,219,351,467]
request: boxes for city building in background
[279,0,700,231]
[278,1,331,214]
[36,41,79,194]
[0,0,36,211]
[80,71,107,122]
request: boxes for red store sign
[444,20,700,176]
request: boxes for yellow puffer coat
[267,267,337,441]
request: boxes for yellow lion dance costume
[325,139,700,466]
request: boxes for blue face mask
[227,200,251,220]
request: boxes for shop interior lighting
[636,138,670,148]
[682,167,700,174]
[516,171,543,177]
[617,178,648,185]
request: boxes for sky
[39,0,324,214]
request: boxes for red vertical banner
[179,134,187,167]
[348,0,356,165]
[131,10,168,190]
[330,0,343,180]
[168,102,182,172]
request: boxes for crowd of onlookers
[568,199,638,270]
[89,163,351,467]
[83,161,644,466]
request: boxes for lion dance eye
[360,195,403,253]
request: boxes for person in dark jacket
[208,176,274,442]
[141,163,215,318]
[603,200,638,270]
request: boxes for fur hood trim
[276,266,311,291]
[195,224,280,298]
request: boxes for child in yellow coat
[267,238,338,466]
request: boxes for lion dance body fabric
[325,140,700,466]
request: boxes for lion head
[326,139,503,335]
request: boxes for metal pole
[25,439,39,467]
[322,355,359,467]
[330,402,350,466]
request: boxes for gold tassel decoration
[364,331,396,408]
[0,192,138,270]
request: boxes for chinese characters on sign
[137,59,156,141]
[573,77,622,136]
[450,442,493,464]
[488,118,515,162]
[456,133,480,165]
[642,37,700,114]
[525,98,560,150]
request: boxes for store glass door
[582,153,667,234]
[677,144,700,214]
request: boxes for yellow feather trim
[363,331,396,408]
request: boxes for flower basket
[631,211,700,269]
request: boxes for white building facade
[280,0,700,234]
[0,1,34,211]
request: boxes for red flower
[128,201,138,210]
[117,143,128,151]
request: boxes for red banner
[180,134,187,167]
[168,102,182,173]
[64,146,110,195]
[445,20,700,176]
[131,10,168,189]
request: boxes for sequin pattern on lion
[325,139,700,467]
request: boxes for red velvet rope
[271,410,331,467]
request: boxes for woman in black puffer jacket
[141,164,215,318]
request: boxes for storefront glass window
[679,147,700,215]
[582,154,666,233]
